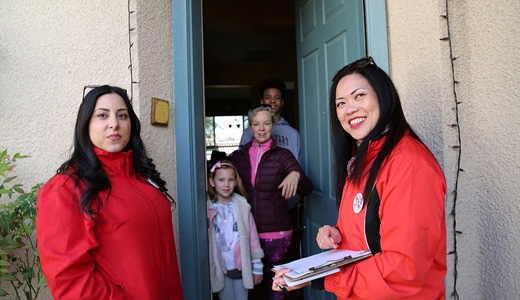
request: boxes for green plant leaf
[38,275,47,287]
[0,150,44,299]
[12,153,29,162]
[12,184,24,194]
[0,149,7,161]
[0,165,15,177]
[0,288,8,296]
[1,273,16,281]
[6,241,25,249]
[2,176,16,184]
[0,259,10,266]
[0,189,13,195]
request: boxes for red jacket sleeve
[36,176,125,300]
[325,145,447,299]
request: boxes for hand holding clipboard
[272,249,371,286]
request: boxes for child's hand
[253,274,263,285]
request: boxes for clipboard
[272,249,371,285]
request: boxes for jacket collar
[93,147,134,176]
[277,117,289,126]
[241,138,276,153]
[250,138,273,152]
[365,129,410,162]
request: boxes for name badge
[353,192,364,214]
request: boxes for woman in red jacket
[273,57,447,299]
[36,85,183,299]
[233,105,314,300]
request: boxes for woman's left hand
[278,171,300,199]
[272,268,310,292]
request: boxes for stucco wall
[133,0,180,269]
[387,1,520,299]
[0,1,176,298]
[2,0,519,299]
[0,1,131,188]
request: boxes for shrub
[0,149,45,299]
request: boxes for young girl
[207,160,264,300]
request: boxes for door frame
[173,0,210,299]
[173,1,388,299]
[365,0,389,72]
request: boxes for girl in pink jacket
[207,161,264,300]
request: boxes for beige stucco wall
[2,0,519,299]
[133,0,179,261]
[387,1,520,299]
[0,0,176,298]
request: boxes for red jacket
[36,148,183,300]
[325,132,447,299]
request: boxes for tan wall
[2,0,519,299]
[133,0,179,263]
[387,1,520,299]
[0,0,176,298]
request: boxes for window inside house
[205,115,248,160]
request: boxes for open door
[295,1,365,299]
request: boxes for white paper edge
[283,268,340,287]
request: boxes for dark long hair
[58,85,172,221]
[329,60,423,207]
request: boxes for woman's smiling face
[250,110,273,144]
[335,73,380,143]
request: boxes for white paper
[283,268,340,287]
[273,249,370,281]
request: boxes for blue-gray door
[295,1,365,299]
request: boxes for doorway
[203,0,299,159]
[173,0,388,299]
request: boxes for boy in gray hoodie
[239,78,300,163]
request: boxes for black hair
[329,61,425,207]
[57,85,173,221]
[259,78,286,99]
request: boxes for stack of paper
[272,249,371,287]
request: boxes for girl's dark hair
[58,85,172,221]
[329,60,424,207]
